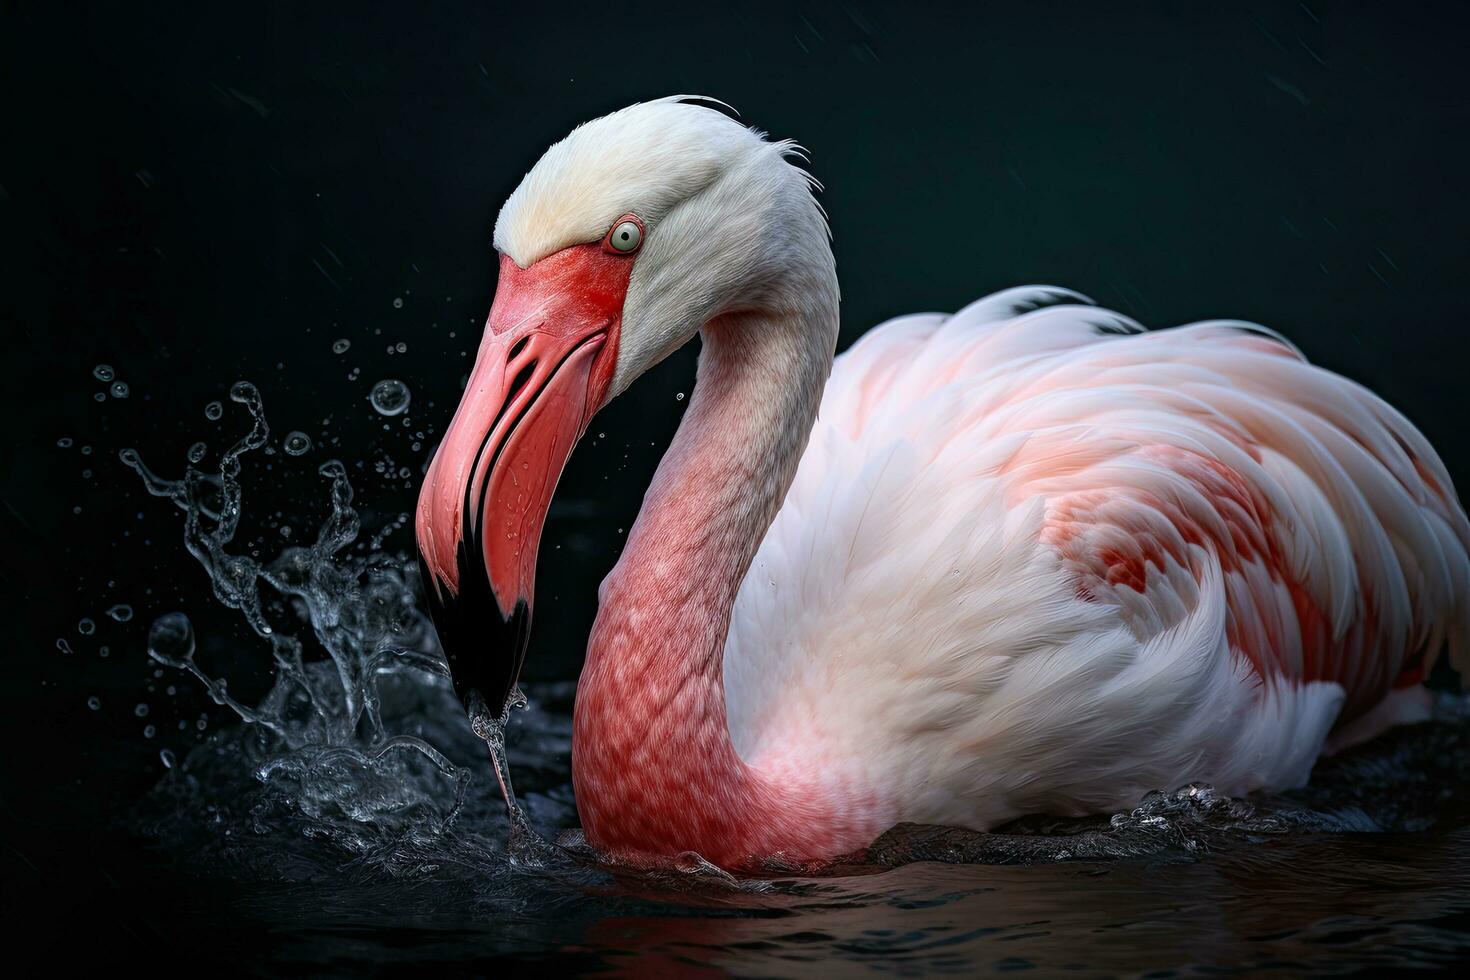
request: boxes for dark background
[3,0,1468,965]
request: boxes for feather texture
[724,290,1469,829]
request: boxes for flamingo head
[414,97,834,717]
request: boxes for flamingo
[416,97,1470,869]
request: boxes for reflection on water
[117,383,1470,973]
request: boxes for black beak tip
[416,549,531,721]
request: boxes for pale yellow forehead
[493,98,760,268]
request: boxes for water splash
[122,380,475,856]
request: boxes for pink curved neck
[571,310,857,867]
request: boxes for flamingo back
[722,287,1469,830]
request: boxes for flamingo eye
[606,217,643,254]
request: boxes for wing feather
[723,290,1469,828]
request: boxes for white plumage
[725,287,1469,830]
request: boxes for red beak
[416,244,629,717]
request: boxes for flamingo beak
[416,244,630,718]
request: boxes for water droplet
[332,338,351,354]
[392,297,404,309]
[106,603,133,622]
[395,341,407,353]
[98,645,110,658]
[78,618,95,635]
[369,379,411,416]
[56,638,73,654]
[675,392,686,401]
[283,431,312,456]
[204,401,224,421]
[187,441,207,463]
[94,392,106,402]
[110,381,130,399]
[147,612,195,669]
[57,436,73,448]
[93,364,115,382]
[87,695,101,711]
[135,703,150,718]
[159,748,176,769]
[143,724,156,739]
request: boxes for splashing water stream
[119,380,511,846]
